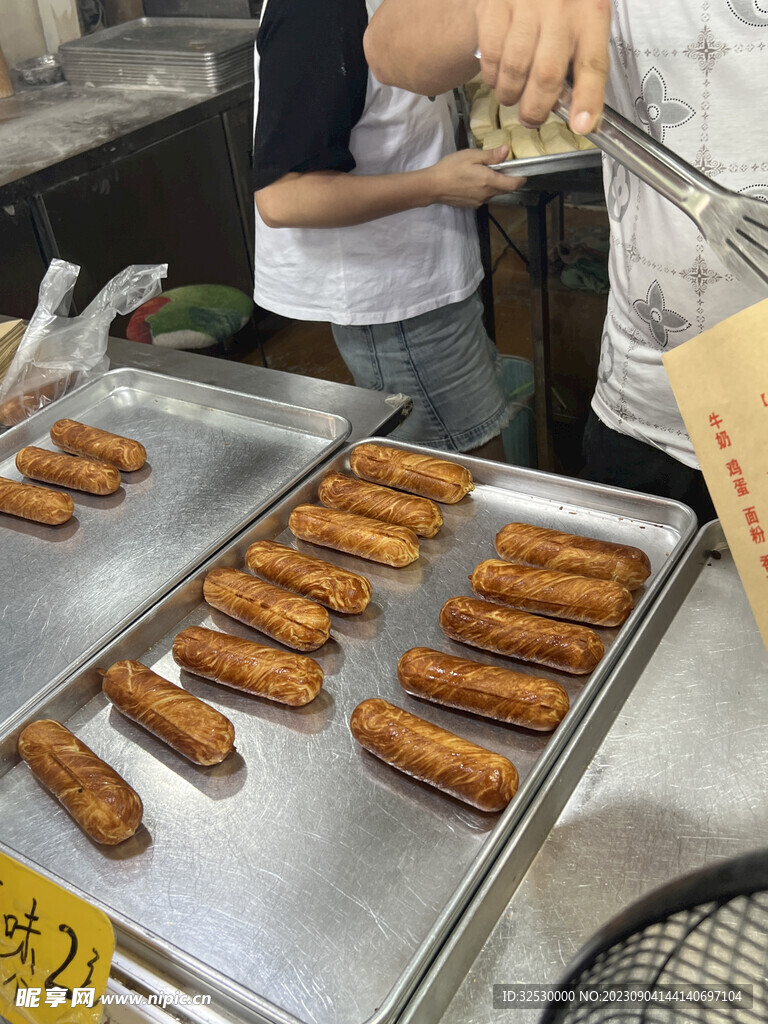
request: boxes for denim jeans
[331,292,509,452]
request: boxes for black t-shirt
[253,0,370,191]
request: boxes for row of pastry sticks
[300,444,651,813]
[17,443,651,842]
[15,444,452,843]
[0,419,147,526]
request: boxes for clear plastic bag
[0,259,167,426]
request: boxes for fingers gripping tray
[0,441,695,1024]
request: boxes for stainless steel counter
[0,75,258,319]
[424,522,767,1024]
[0,80,249,196]
[9,324,757,1024]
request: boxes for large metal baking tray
[0,367,349,727]
[0,442,695,1024]
[456,86,602,178]
[399,520,758,1024]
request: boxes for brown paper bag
[663,298,768,648]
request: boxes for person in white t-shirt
[252,0,525,459]
[365,0,768,522]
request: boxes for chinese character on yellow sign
[0,851,114,1024]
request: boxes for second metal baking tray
[0,443,695,1024]
[0,367,349,726]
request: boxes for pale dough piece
[509,125,547,159]
[464,72,484,104]
[498,104,547,159]
[470,84,500,145]
[539,115,579,154]
[498,103,520,130]
[482,128,512,151]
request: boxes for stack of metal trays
[58,18,258,90]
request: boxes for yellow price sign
[0,851,114,1024]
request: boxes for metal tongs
[554,83,768,290]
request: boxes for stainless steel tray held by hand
[554,83,768,289]
[455,85,602,179]
[487,147,602,180]
[0,367,349,727]
[0,443,695,1024]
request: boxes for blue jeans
[331,292,509,452]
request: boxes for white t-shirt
[252,0,482,326]
[594,0,768,467]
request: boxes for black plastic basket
[539,848,768,1022]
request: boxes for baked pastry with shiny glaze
[397,646,569,730]
[173,626,323,705]
[289,504,419,567]
[318,470,443,537]
[16,446,121,495]
[50,418,146,471]
[203,567,331,651]
[245,539,372,613]
[440,596,604,674]
[495,522,651,590]
[349,443,474,503]
[350,698,518,811]
[102,660,235,764]
[470,558,633,626]
[0,475,73,524]
[18,719,143,845]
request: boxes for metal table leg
[549,192,565,249]
[485,167,603,472]
[475,204,496,341]
[526,194,556,471]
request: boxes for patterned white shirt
[593,0,768,467]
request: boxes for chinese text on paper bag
[663,297,768,648]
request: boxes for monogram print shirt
[593,0,768,467]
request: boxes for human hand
[475,0,610,133]
[427,147,525,208]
